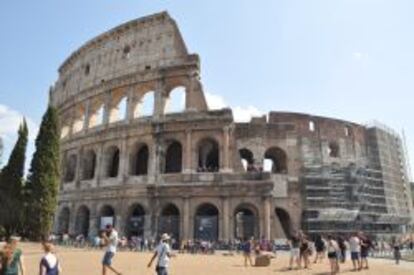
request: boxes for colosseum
[50,12,413,242]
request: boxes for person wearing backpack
[39,242,61,275]
[148,234,172,275]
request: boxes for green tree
[0,120,28,238]
[25,106,60,240]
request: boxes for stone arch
[81,149,97,180]
[63,154,77,182]
[88,102,105,128]
[234,203,259,240]
[126,204,146,237]
[197,138,220,172]
[75,205,90,236]
[194,203,219,241]
[109,96,127,123]
[57,207,70,234]
[99,205,116,230]
[105,146,120,178]
[164,140,182,174]
[60,124,70,139]
[72,105,85,133]
[130,143,149,176]
[264,147,288,174]
[164,86,186,114]
[158,203,180,241]
[275,207,293,239]
[328,141,340,158]
[134,91,155,118]
[239,148,254,171]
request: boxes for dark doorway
[194,203,219,241]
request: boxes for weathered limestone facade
[51,12,413,241]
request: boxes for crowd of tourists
[1,226,414,275]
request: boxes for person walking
[241,237,254,267]
[101,224,122,275]
[39,242,61,275]
[359,232,371,270]
[148,233,172,275]
[327,235,339,275]
[313,235,325,264]
[288,232,301,270]
[349,233,361,271]
[1,237,25,275]
[392,238,402,265]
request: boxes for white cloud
[0,104,38,168]
[205,91,264,122]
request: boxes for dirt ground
[17,243,414,275]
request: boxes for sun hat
[161,233,170,241]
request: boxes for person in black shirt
[313,235,326,264]
[358,232,371,270]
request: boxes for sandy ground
[16,243,414,275]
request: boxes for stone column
[83,99,91,131]
[222,197,230,241]
[184,130,192,173]
[96,144,105,187]
[263,196,271,240]
[74,147,83,187]
[119,139,128,182]
[182,197,190,240]
[153,84,167,119]
[69,203,77,235]
[221,126,231,172]
[89,203,98,237]
[126,87,136,122]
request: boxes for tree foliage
[25,106,60,240]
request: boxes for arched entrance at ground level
[126,204,146,237]
[99,205,115,230]
[57,207,70,234]
[194,203,219,241]
[158,204,180,241]
[275,208,293,238]
[234,205,259,240]
[75,206,90,236]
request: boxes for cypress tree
[0,120,28,237]
[25,106,60,240]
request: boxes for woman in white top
[39,242,61,275]
[326,236,339,275]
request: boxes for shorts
[102,251,115,266]
[290,248,300,258]
[156,266,168,275]
[361,250,368,258]
[327,252,337,259]
[351,252,360,261]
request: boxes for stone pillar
[182,197,190,240]
[222,197,230,241]
[153,84,167,119]
[221,126,231,172]
[69,203,77,235]
[74,147,83,186]
[83,99,91,131]
[96,144,105,187]
[184,130,192,173]
[263,196,271,240]
[119,139,129,182]
[89,204,98,237]
[103,90,112,125]
[126,87,136,122]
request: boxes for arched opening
[135,91,154,117]
[126,204,146,237]
[57,207,70,234]
[64,154,77,182]
[234,205,259,240]
[109,97,127,123]
[72,113,85,134]
[194,203,219,241]
[82,150,97,180]
[130,144,149,176]
[264,147,288,174]
[61,125,70,139]
[105,146,120,178]
[158,204,180,241]
[239,148,255,171]
[165,86,186,114]
[275,208,292,239]
[309,120,316,132]
[99,205,115,230]
[328,141,340,157]
[164,141,182,173]
[198,138,219,172]
[75,205,90,236]
[89,104,104,128]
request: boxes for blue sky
[0,0,413,176]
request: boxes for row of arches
[61,87,187,138]
[239,147,288,174]
[57,203,293,241]
[63,138,220,183]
